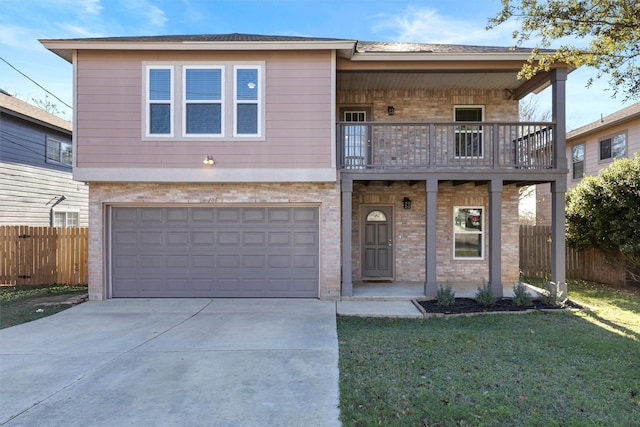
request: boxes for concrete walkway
[0,299,340,427]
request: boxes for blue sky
[0,0,633,130]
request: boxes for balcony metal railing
[337,122,555,170]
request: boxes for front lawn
[338,281,640,426]
[0,284,88,329]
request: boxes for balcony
[337,122,555,172]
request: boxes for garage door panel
[167,232,189,245]
[111,207,319,298]
[217,232,240,245]
[243,208,267,223]
[243,232,266,246]
[141,232,163,245]
[141,208,163,222]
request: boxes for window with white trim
[53,211,79,228]
[454,106,484,158]
[572,143,584,180]
[453,207,484,259]
[46,136,72,167]
[147,66,174,136]
[599,132,626,161]
[144,63,263,140]
[184,66,223,135]
[234,66,260,136]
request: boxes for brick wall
[337,88,519,122]
[351,181,520,285]
[88,182,341,300]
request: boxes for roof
[355,41,537,54]
[40,33,357,62]
[567,102,640,140]
[0,91,72,133]
[45,33,351,43]
[40,32,540,63]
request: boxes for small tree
[566,155,640,282]
[488,0,640,100]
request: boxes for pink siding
[75,50,333,169]
[538,115,640,225]
[567,117,640,190]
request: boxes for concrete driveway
[0,299,340,427]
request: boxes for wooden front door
[361,206,393,278]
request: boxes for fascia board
[349,52,534,62]
[40,40,356,52]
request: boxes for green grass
[338,280,640,426]
[0,284,88,329]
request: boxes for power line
[0,56,73,110]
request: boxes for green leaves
[566,155,640,256]
[488,0,640,100]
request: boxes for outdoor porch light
[203,154,215,165]
[387,106,395,115]
[403,197,411,209]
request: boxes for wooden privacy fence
[0,226,88,286]
[519,225,628,286]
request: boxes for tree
[487,0,640,100]
[566,155,640,282]
[31,94,64,117]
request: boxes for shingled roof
[355,41,536,54]
[0,91,71,132]
[567,102,640,139]
[42,33,352,43]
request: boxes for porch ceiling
[337,71,526,92]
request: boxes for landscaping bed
[417,297,583,315]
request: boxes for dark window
[572,144,584,180]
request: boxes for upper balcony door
[341,108,371,169]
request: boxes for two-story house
[537,102,640,226]
[0,90,88,227]
[41,34,571,301]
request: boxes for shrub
[475,282,496,306]
[436,285,456,306]
[512,282,533,307]
[566,155,640,282]
[540,281,564,306]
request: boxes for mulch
[417,297,583,315]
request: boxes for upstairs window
[147,67,173,136]
[454,106,484,158]
[46,136,72,167]
[599,132,626,161]
[234,66,260,136]
[184,67,223,136]
[144,63,263,140]
[572,143,584,180]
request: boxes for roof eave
[567,110,640,140]
[40,39,358,63]
[349,52,535,62]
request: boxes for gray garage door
[111,206,319,298]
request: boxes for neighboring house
[0,90,88,227]
[41,34,571,300]
[537,102,640,226]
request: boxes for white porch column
[341,179,353,296]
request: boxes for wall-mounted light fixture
[202,154,215,165]
[387,106,395,116]
[403,197,411,209]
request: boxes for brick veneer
[351,181,519,285]
[88,182,341,300]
